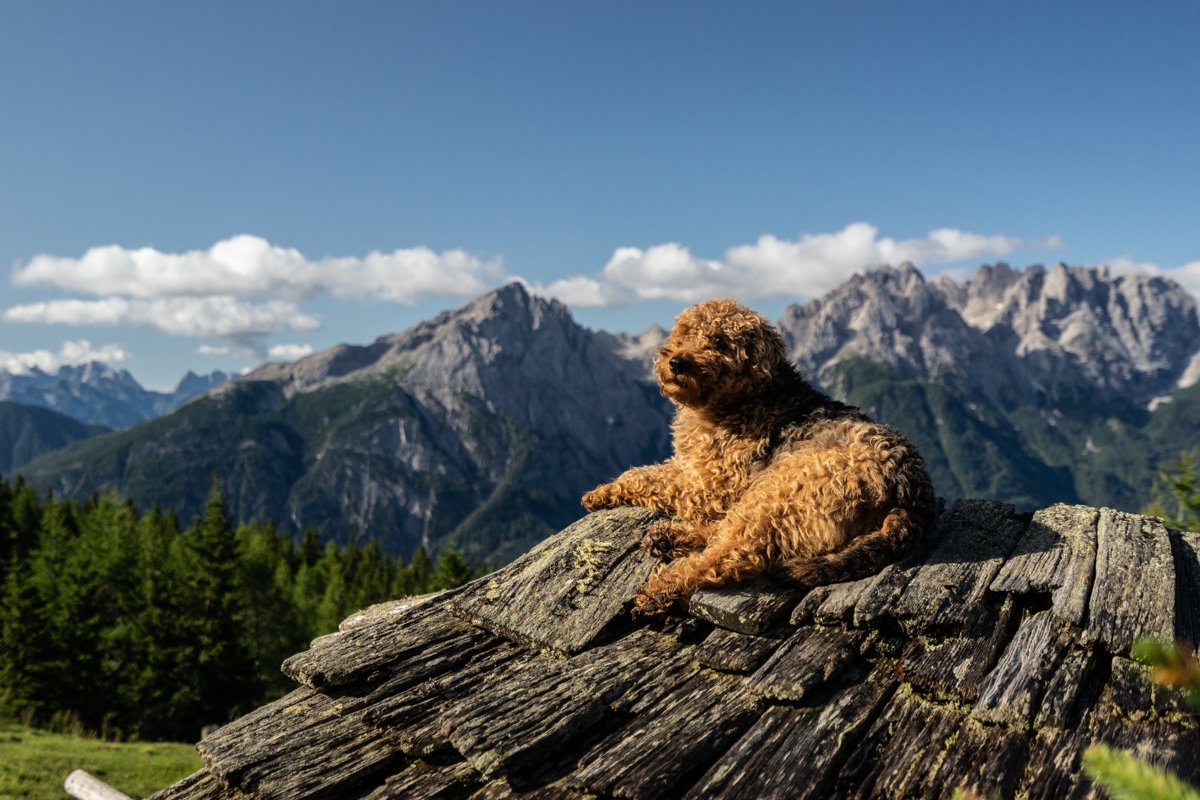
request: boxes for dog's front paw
[581,483,623,511]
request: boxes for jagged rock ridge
[780,262,1200,410]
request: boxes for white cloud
[0,339,129,374]
[527,276,632,308]
[196,344,233,357]
[13,234,504,303]
[534,222,1048,307]
[1106,255,1200,297]
[2,296,319,353]
[267,343,314,360]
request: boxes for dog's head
[654,298,787,409]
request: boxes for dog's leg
[581,462,684,513]
[635,520,766,613]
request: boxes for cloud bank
[535,222,1057,307]
[13,234,504,302]
[6,226,1068,360]
[8,235,503,354]
[3,297,320,351]
[0,339,129,374]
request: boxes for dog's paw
[633,589,683,617]
[581,484,622,511]
[641,520,681,560]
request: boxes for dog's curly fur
[582,298,938,614]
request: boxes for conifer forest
[0,475,483,742]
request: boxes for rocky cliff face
[779,262,1200,411]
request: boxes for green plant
[1145,450,1200,532]
[1083,745,1200,800]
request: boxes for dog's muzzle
[668,356,692,375]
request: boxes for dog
[582,298,937,614]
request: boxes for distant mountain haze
[0,363,230,429]
[16,265,1200,563]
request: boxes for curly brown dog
[582,298,937,614]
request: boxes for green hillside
[825,358,1200,512]
[0,401,107,474]
[20,376,579,562]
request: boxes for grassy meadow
[0,719,201,800]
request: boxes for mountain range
[14,264,1200,563]
[0,363,230,429]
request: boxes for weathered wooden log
[449,507,658,655]
[685,664,897,800]
[898,595,1018,703]
[439,629,686,778]
[991,504,1097,626]
[1085,508,1176,653]
[695,626,782,673]
[887,499,1027,634]
[567,669,760,800]
[282,602,490,689]
[358,760,478,800]
[749,625,864,701]
[689,579,800,635]
[971,609,1077,727]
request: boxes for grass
[0,719,201,800]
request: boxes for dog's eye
[713,338,733,354]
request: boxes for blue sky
[1,1,1197,388]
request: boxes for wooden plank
[1085,509,1176,653]
[834,686,969,799]
[971,610,1076,727]
[450,507,659,655]
[811,575,877,625]
[438,629,685,778]
[1109,656,1194,721]
[991,504,1098,627]
[689,579,800,635]
[789,584,833,624]
[282,603,494,689]
[197,687,326,776]
[924,718,1029,800]
[683,665,897,800]
[357,761,478,800]
[1033,647,1096,729]
[1019,710,1200,800]
[899,594,1018,703]
[144,769,240,800]
[568,669,760,800]
[1170,529,1200,647]
[363,645,528,757]
[749,625,865,701]
[694,627,782,673]
[887,500,1027,634]
[467,778,591,799]
[851,560,918,627]
[199,685,407,800]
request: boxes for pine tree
[431,546,474,591]
[186,477,258,728]
[1147,451,1200,532]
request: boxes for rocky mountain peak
[781,262,1200,409]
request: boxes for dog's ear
[749,323,787,380]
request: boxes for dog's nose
[668,356,690,375]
